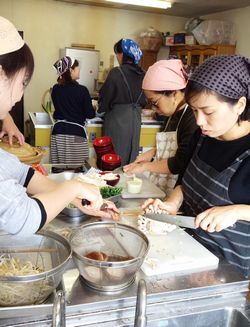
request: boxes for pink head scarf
[142,59,187,91]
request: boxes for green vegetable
[100,186,123,199]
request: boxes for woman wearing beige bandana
[0,16,118,236]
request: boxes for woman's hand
[134,149,155,163]
[73,198,120,220]
[74,181,104,210]
[196,206,238,232]
[141,198,179,215]
[123,162,146,174]
[1,113,25,145]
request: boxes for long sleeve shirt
[0,149,45,236]
[52,81,95,125]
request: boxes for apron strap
[118,67,143,105]
[163,104,188,132]
[54,120,88,140]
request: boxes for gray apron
[182,135,250,277]
[103,67,143,166]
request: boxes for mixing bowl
[0,230,71,306]
[70,222,149,292]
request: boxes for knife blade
[144,213,196,229]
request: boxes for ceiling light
[106,0,172,10]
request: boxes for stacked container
[93,136,121,170]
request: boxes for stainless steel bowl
[0,230,71,306]
[48,172,88,220]
[61,206,87,221]
[70,222,149,292]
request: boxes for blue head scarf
[121,39,143,65]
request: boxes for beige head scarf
[0,16,24,55]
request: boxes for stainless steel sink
[148,307,250,327]
[29,112,53,127]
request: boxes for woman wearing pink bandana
[124,59,197,195]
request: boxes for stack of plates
[0,137,44,165]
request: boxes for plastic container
[174,33,186,44]
[127,177,143,194]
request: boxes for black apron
[103,67,143,166]
[182,135,250,277]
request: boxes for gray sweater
[0,149,42,236]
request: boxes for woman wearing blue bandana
[98,39,147,165]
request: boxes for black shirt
[177,129,250,204]
[52,81,95,125]
[165,106,198,174]
[98,64,147,113]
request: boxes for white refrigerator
[60,47,100,96]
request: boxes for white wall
[0,0,186,121]
[2,0,250,125]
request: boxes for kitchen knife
[144,213,196,229]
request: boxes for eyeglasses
[148,92,166,109]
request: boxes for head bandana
[142,59,187,91]
[0,16,24,55]
[121,38,143,64]
[189,55,250,100]
[53,56,75,76]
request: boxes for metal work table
[0,199,249,326]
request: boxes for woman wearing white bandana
[0,16,118,236]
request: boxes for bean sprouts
[0,256,53,306]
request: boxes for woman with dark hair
[98,38,147,165]
[142,55,250,278]
[51,56,95,164]
[0,16,118,236]
[124,60,197,195]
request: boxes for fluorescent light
[106,0,172,9]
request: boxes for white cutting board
[120,214,219,276]
[120,175,165,199]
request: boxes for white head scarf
[0,16,24,55]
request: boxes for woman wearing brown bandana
[142,55,250,278]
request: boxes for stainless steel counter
[0,198,249,326]
[87,117,164,126]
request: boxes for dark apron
[182,135,250,277]
[103,67,143,166]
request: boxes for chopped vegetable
[100,186,123,199]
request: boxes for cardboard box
[165,36,174,45]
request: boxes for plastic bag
[137,26,162,51]
[192,20,236,45]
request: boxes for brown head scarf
[189,55,250,100]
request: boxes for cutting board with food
[120,211,219,276]
[120,175,165,199]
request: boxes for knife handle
[81,199,91,206]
